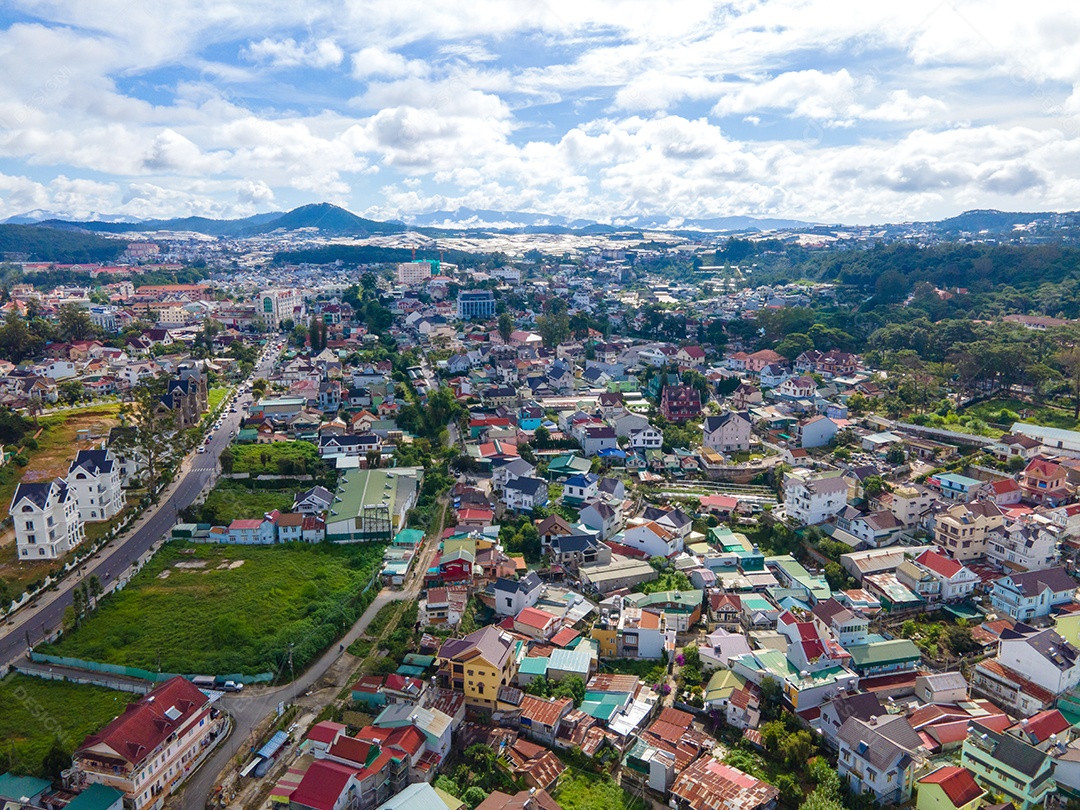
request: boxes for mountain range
[3,203,1078,239]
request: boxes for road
[0,344,282,671]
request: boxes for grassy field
[963,398,1080,432]
[42,541,386,676]
[553,771,646,810]
[230,441,321,475]
[207,387,229,413]
[190,481,295,524]
[0,673,138,777]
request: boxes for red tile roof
[915,550,964,579]
[326,736,375,766]
[386,725,426,757]
[918,766,984,808]
[515,607,557,630]
[550,627,580,647]
[288,760,357,810]
[76,676,208,767]
[1015,709,1071,743]
[305,721,347,745]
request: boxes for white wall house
[995,625,1080,696]
[629,426,663,451]
[67,449,125,522]
[618,521,683,557]
[493,572,543,616]
[11,478,84,560]
[702,411,751,454]
[783,469,849,525]
[503,476,549,513]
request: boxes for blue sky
[0,0,1078,224]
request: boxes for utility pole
[288,642,294,683]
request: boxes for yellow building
[437,625,523,710]
[917,766,985,810]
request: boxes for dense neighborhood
[8,235,1080,810]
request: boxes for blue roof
[549,647,592,675]
[597,448,627,458]
[257,730,289,759]
[0,774,51,803]
[934,472,982,488]
[564,473,598,487]
[65,784,124,810]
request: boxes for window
[477,682,484,695]
[26,535,36,544]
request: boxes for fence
[28,651,274,684]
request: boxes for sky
[1,0,1080,225]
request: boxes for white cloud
[243,37,344,69]
[1,0,1080,222]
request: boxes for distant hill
[18,204,407,238]
[931,209,1071,234]
[249,203,405,236]
[0,224,126,263]
[405,207,813,232]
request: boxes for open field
[189,480,295,525]
[0,673,138,777]
[41,541,386,676]
[553,770,646,810]
[229,441,321,475]
[962,397,1080,432]
[207,387,229,413]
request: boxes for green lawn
[208,387,229,413]
[963,398,1080,432]
[553,771,646,810]
[190,480,295,524]
[229,441,321,475]
[42,541,385,676]
[0,673,138,777]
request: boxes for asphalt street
[0,347,280,671]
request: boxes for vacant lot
[963,398,1080,432]
[554,771,646,810]
[208,387,229,413]
[42,541,385,676]
[189,480,295,525]
[0,673,137,777]
[230,441,321,476]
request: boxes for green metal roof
[846,639,921,667]
[0,774,51,803]
[520,657,550,676]
[65,784,124,810]
[581,691,627,721]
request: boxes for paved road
[0,346,281,671]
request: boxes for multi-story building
[437,625,524,710]
[877,483,938,528]
[395,261,433,286]
[928,500,1004,561]
[783,469,848,525]
[837,715,923,805]
[256,288,304,330]
[989,567,1077,622]
[660,385,702,423]
[986,518,1058,572]
[67,449,125,522]
[1019,457,1071,505]
[995,623,1080,696]
[960,726,1055,810]
[10,478,84,560]
[702,411,751,454]
[456,290,495,320]
[74,677,223,810]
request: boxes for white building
[986,519,1058,572]
[702,411,751,454]
[618,520,683,557]
[836,715,923,805]
[67,449,125,522]
[10,478,84,560]
[492,572,542,616]
[783,468,849,525]
[257,289,305,330]
[395,261,433,286]
[995,624,1080,696]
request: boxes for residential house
[878,484,939,529]
[503,477,549,514]
[562,474,598,506]
[293,485,334,515]
[660,385,702,424]
[628,426,663,451]
[73,677,222,810]
[579,500,621,540]
[670,757,779,810]
[778,376,816,399]
[1020,457,1070,505]
[796,415,838,449]
[993,433,1043,463]
[986,518,1058,572]
[618,521,683,558]
[10,478,84,560]
[819,693,885,750]
[437,625,524,711]
[493,572,543,616]
[547,533,611,570]
[836,715,924,805]
[810,598,869,647]
[929,500,1004,561]
[995,622,1080,696]
[517,695,572,746]
[910,550,980,602]
[990,567,1077,621]
[929,472,984,503]
[783,469,849,525]
[66,448,125,522]
[581,426,617,457]
[960,726,1055,810]
[916,767,986,810]
[702,411,751,454]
